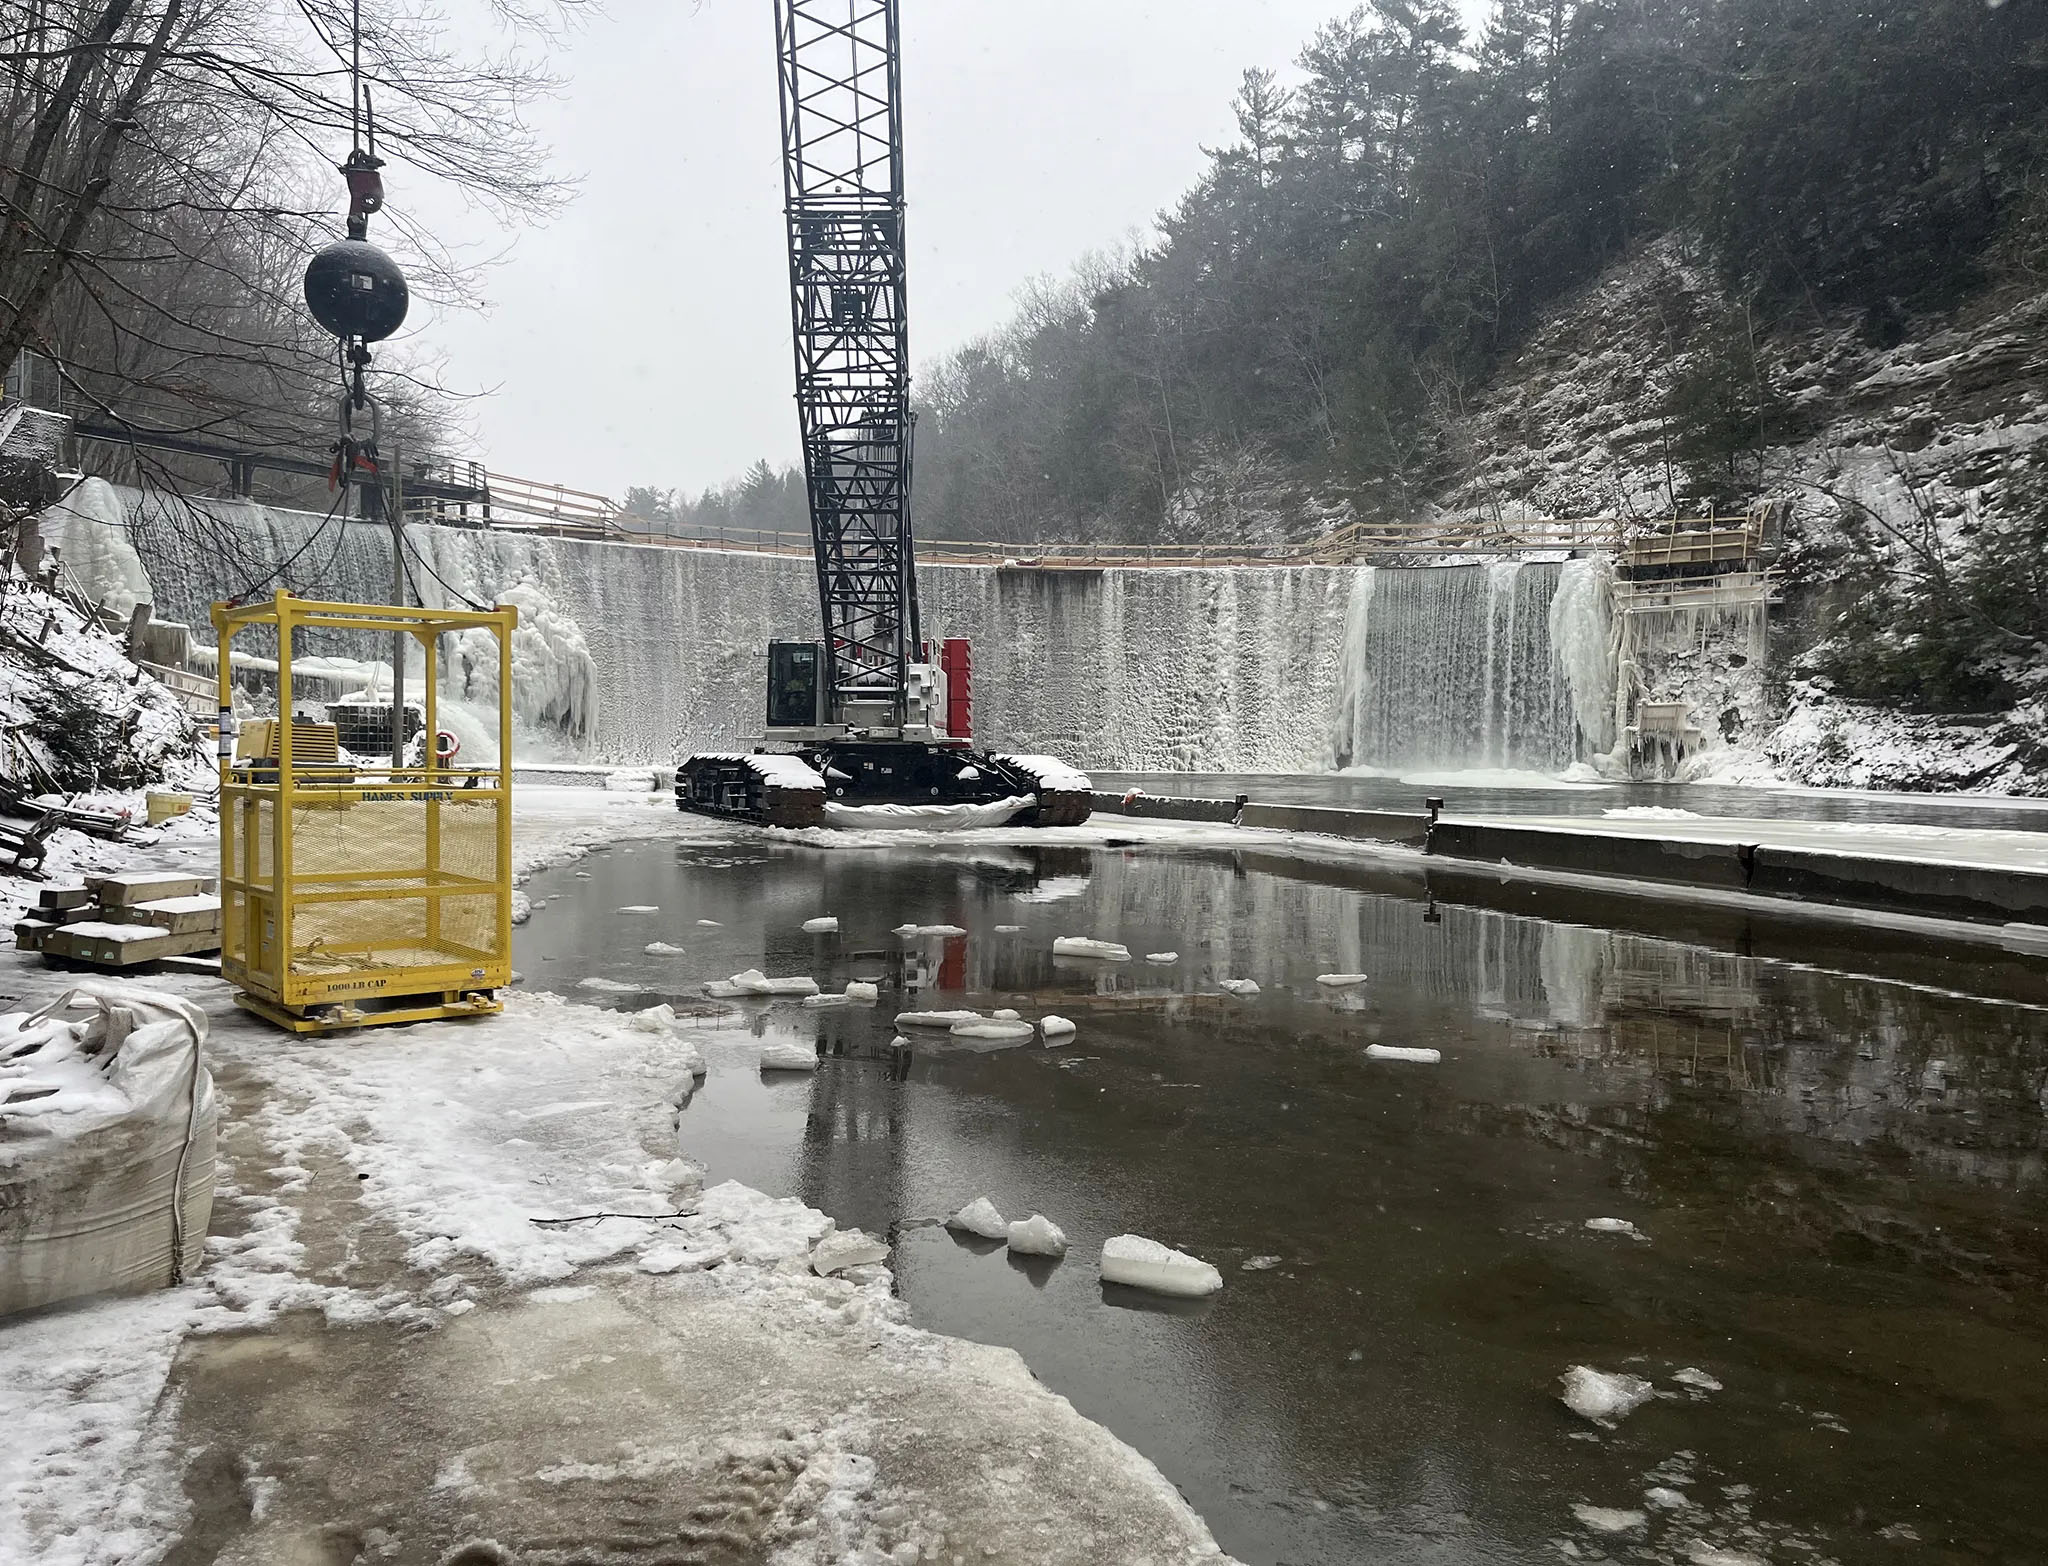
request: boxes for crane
[677,0,1091,830]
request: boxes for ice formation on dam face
[1329,558,1612,773]
[41,478,155,617]
[110,488,1630,773]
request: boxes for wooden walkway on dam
[428,490,1769,572]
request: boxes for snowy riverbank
[0,790,1234,1566]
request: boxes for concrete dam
[70,484,1745,775]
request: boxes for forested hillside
[652,0,2048,553]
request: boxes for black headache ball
[304,239,410,343]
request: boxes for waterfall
[1327,558,1615,775]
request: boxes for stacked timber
[15,871,223,967]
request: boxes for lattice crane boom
[775,0,920,726]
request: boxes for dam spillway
[97,485,1622,773]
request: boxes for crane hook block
[304,239,409,343]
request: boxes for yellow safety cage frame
[213,592,517,1033]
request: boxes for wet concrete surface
[518,835,2048,1566]
[1097,770,2048,834]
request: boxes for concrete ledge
[514,765,676,791]
[1751,846,2048,925]
[1237,802,1431,846]
[1428,820,1753,889]
[1091,792,1242,824]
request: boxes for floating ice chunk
[897,923,967,938]
[1053,936,1131,961]
[1007,1215,1067,1258]
[1101,1235,1222,1297]
[896,1009,982,1028]
[887,1034,911,1050]
[844,981,878,1003]
[892,923,920,937]
[801,992,851,1009]
[639,1244,724,1276]
[723,969,820,997]
[626,1003,679,1032]
[576,976,642,994]
[1316,973,1368,987]
[574,871,592,878]
[696,919,722,927]
[1145,952,1178,964]
[811,1228,890,1276]
[951,1020,1035,1041]
[993,924,1024,933]
[946,1197,1007,1240]
[1644,1486,1691,1510]
[1585,1217,1640,1236]
[1241,1255,1282,1271]
[1365,1044,1441,1063]
[644,941,686,955]
[1560,1366,1655,1427]
[758,1041,819,1071]
[1570,1504,1647,1534]
[1040,1015,1076,1040]
[993,1008,1021,1020]
[1218,979,1260,996]
[617,905,659,914]
[1672,1367,1722,1393]
[802,916,839,933]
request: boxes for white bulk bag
[0,983,215,1316]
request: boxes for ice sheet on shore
[1100,1235,1222,1297]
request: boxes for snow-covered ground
[0,787,1233,1566]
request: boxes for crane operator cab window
[768,641,824,729]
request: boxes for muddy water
[520,836,2048,1566]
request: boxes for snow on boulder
[1316,973,1368,987]
[1559,1366,1655,1427]
[1006,1214,1068,1258]
[844,981,878,1004]
[810,1228,890,1276]
[1219,979,1260,997]
[1039,1015,1076,1040]
[802,916,839,933]
[946,1197,1008,1240]
[896,1009,981,1028]
[1100,1235,1223,1297]
[1365,1044,1441,1063]
[1053,937,1131,961]
[951,1019,1035,1041]
[758,1041,819,1072]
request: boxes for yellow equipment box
[212,592,518,1033]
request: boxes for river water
[518,832,2048,1566]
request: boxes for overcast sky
[412,1,1494,499]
